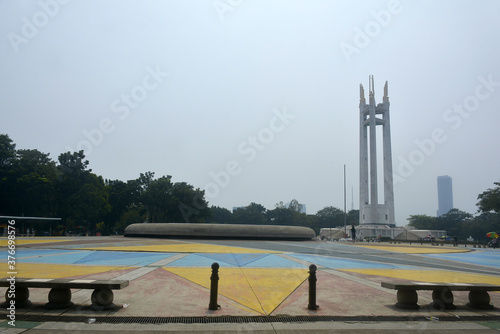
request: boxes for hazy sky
[1,0,500,225]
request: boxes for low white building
[394,229,447,241]
[342,225,446,241]
[319,228,346,240]
[320,225,447,241]
[348,224,400,240]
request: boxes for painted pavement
[2,237,500,317]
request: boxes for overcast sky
[1,0,500,225]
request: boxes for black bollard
[208,262,220,310]
[308,264,319,310]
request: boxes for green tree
[460,212,500,242]
[316,206,345,228]
[55,151,110,233]
[477,181,500,214]
[174,182,211,223]
[436,209,472,238]
[0,134,16,169]
[267,199,309,227]
[141,175,173,223]
[407,214,437,229]
[0,142,58,217]
[137,171,156,221]
[267,207,295,225]
[14,149,57,217]
[105,179,142,232]
[287,199,301,212]
[58,150,90,174]
[0,134,18,214]
[115,205,146,233]
[233,203,267,225]
[208,206,233,224]
[138,175,211,223]
[346,209,360,226]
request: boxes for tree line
[0,134,356,235]
[408,182,500,242]
[2,133,499,239]
[208,200,359,234]
[0,134,210,235]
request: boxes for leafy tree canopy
[0,134,16,168]
[477,181,500,214]
[407,214,437,230]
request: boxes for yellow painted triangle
[0,262,128,279]
[164,267,308,315]
[242,268,309,314]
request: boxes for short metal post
[308,264,319,310]
[208,262,220,310]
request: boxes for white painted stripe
[148,253,188,267]
[114,266,157,281]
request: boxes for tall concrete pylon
[359,75,395,225]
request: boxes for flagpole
[344,164,347,235]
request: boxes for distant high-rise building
[437,175,453,216]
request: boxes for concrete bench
[0,278,129,310]
[381,282,500,310]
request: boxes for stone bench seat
[0,278,129,310]
[381,281,500,310]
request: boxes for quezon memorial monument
[321,76,400,241]
[359,75,395,226]
[322,76,405,240]
[347,76,400,240]
[339,76,445,241]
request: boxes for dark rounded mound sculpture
[124,223,316,241]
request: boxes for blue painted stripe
[166,254,307,268]
[77,251,172,262]
[19,251,95,264]
[287,254,414,269]
[245,254,306,268]
[166,254,236,267]
[14,249,82,259]
[17,250,176,266]
[196,253,270,266]
[425,251,500,268]
[75,251,176,266]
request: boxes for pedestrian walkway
[1,237,500,332]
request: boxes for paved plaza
[1,236,500,332]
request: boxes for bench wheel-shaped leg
[395,290,419,309]
[431,288,455,310]
[44,288,74,309]
[468,291,493,310]
[2,287,31,308]
[91,288,116,310]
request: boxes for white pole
[344,164,347,235]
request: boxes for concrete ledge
[124,223,316,241]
